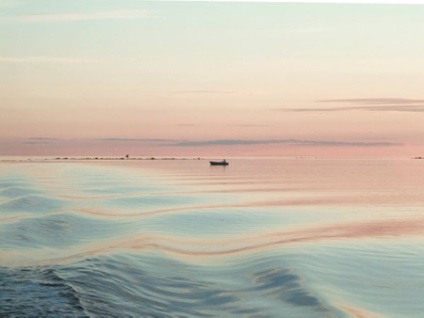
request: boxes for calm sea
[1,158,424,317]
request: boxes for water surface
[1,159,424,317]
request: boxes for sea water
[1,158,424,317]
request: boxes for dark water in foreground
[1,159,424,317]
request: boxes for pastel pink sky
[1,1,424,157]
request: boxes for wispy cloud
[93,138,175,142]
[23,137,55,144]
[277,105,424,113]
[237,124,272,127]
[26,137,58,141]
[23,141,50,145]
[175,90,238,95]
[173,139,400,147]
[175,90,265,95]
[319,98,424,105]
[277,98,424,113]
[0,56,100,63]
[1,10,151,23]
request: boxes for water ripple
[0,266,88,317]
[2,160,424,317]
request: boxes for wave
[1,252,339,317]
[2,160,424,317]
[0,195,65,214]
[0,266,88,317]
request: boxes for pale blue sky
[1,1,424,156]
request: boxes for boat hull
[210,161,229,166]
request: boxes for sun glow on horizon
[1,1,424,157]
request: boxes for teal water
[1,159,424,317]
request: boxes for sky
[1,0,424,157]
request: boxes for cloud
[237,124,271,127]
[0,10,151,23]
[175,90,237,95]
[177,124,270,128]
[23,138,55,144]
[277,105,424,113]
[23,141,50,145]
[276,98,424,113]
[0,56,100,63]
[27,137,58,140]
[175,90,265,95]
[93,138,174,142]
[319,98,424,105]
[173,139,400,147]
[16,137,401,150]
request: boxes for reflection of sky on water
[1,159,424,317]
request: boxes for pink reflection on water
[7,216,423,268]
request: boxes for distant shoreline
[0,156,422,163]
[0,157,205,162]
